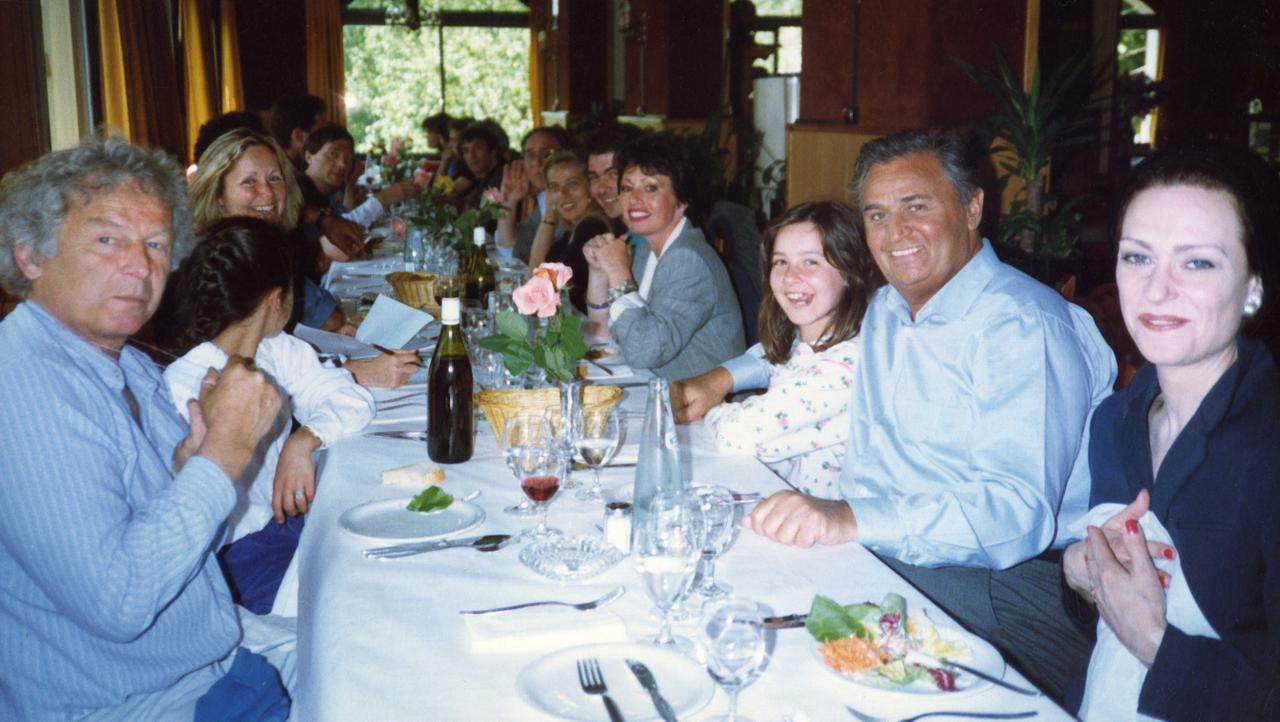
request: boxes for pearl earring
[1244,295,1262,317]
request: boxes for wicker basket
[385,271,441,316]
[477,384,624,444]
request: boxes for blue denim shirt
[0,302,239,720]
[727,240,1115,569]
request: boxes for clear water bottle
[404,227,426,271]
[632,377,685,537]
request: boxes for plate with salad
[807,593,1005,698]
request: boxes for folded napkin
[356,294,434,349]
[464,605,627,655]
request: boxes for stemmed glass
[543,409,579,490]
[702,597,768,722]
[573,406,622,500]
[693,485,738,601]
[634,489,705,652]
[501,414,547,517]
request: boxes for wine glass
[574,406,622,500]
[501,414,548,517]
[513,443,564,540]
[702,597,767,722]
[693,485,738,601]
[634,489,705,652]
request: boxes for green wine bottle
[427,296,474,463]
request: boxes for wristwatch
[606,280,638,304]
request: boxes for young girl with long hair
[705,201,881,498]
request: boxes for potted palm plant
[955,46,1098,266]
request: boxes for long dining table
[291,254,1074,721]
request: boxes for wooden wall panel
[798,0,857,123]
[235,0,308,113]
[0,0,50,174]
[565,0,609,115]
[785,125,883,206]
[798,0,1027,129]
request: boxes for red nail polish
[1125,519,1139,535]
[1083,554,1089,562]
[1161,575,1170,588]
[1163,548,1176,560]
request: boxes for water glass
[691,485,738,601]
[702,598,767,722]
[634,489,705,652]
[404,227,426,271]
[574,406,622,500]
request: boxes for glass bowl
[519,535,625,581]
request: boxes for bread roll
[379,461,446,487]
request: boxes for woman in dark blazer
[1062,145,1280,721]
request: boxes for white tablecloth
[291,380,1072,721]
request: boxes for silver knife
[625,659,678,722]
[366,430,428,441]
[763,613,807,629]
[363,534,511,559]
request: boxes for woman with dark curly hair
[582,132,745,379]
[704,201,881,497]
[153,216,373,615]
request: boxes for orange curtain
[528,29,544,126]
[181,0,217,164]
[305,0,346,125]
[219,0,244,111]
[97,0,185,158]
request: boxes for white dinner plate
[338,498,485,542]
[812,624,1005,699]
[517,642,714,721]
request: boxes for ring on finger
[294,490,305,500]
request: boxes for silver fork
[845,706,1037,722]
[576,658,623,722]
[457,586,624,615]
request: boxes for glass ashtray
[518,535,624,581]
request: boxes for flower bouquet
[401,181,504,254]
[478,263,588,383]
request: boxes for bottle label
[473,227,486,246]
[440,296,461,324]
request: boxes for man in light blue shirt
[0,136,287,720]
[675,130,1115,699]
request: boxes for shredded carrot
[820,636,886,676]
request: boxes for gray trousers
[878,553,1092,705]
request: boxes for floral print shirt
[705,336,860,499]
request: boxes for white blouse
[705,336,860,499]
[165,332,375,545]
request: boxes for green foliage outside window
[344,12,531,154]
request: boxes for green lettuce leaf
[805,594,872,643]
[406,486,453,513]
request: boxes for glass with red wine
[501,414,564,539]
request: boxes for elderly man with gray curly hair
[0,135,292,721]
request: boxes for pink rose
[391,216,407,240]
[512,275,560,318]
[483,187,505,205]
[532,262,572,290]
[413,168,431,187]
[390,137,406,154]
[386,152,399,167]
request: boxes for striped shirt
[0,302,239,720]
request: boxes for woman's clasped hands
[1063,489,1177,665]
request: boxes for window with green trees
[344,0,532,153]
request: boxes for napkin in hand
[464,604,627,654]
[356,294,433,349]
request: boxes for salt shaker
[603,500,633,553]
